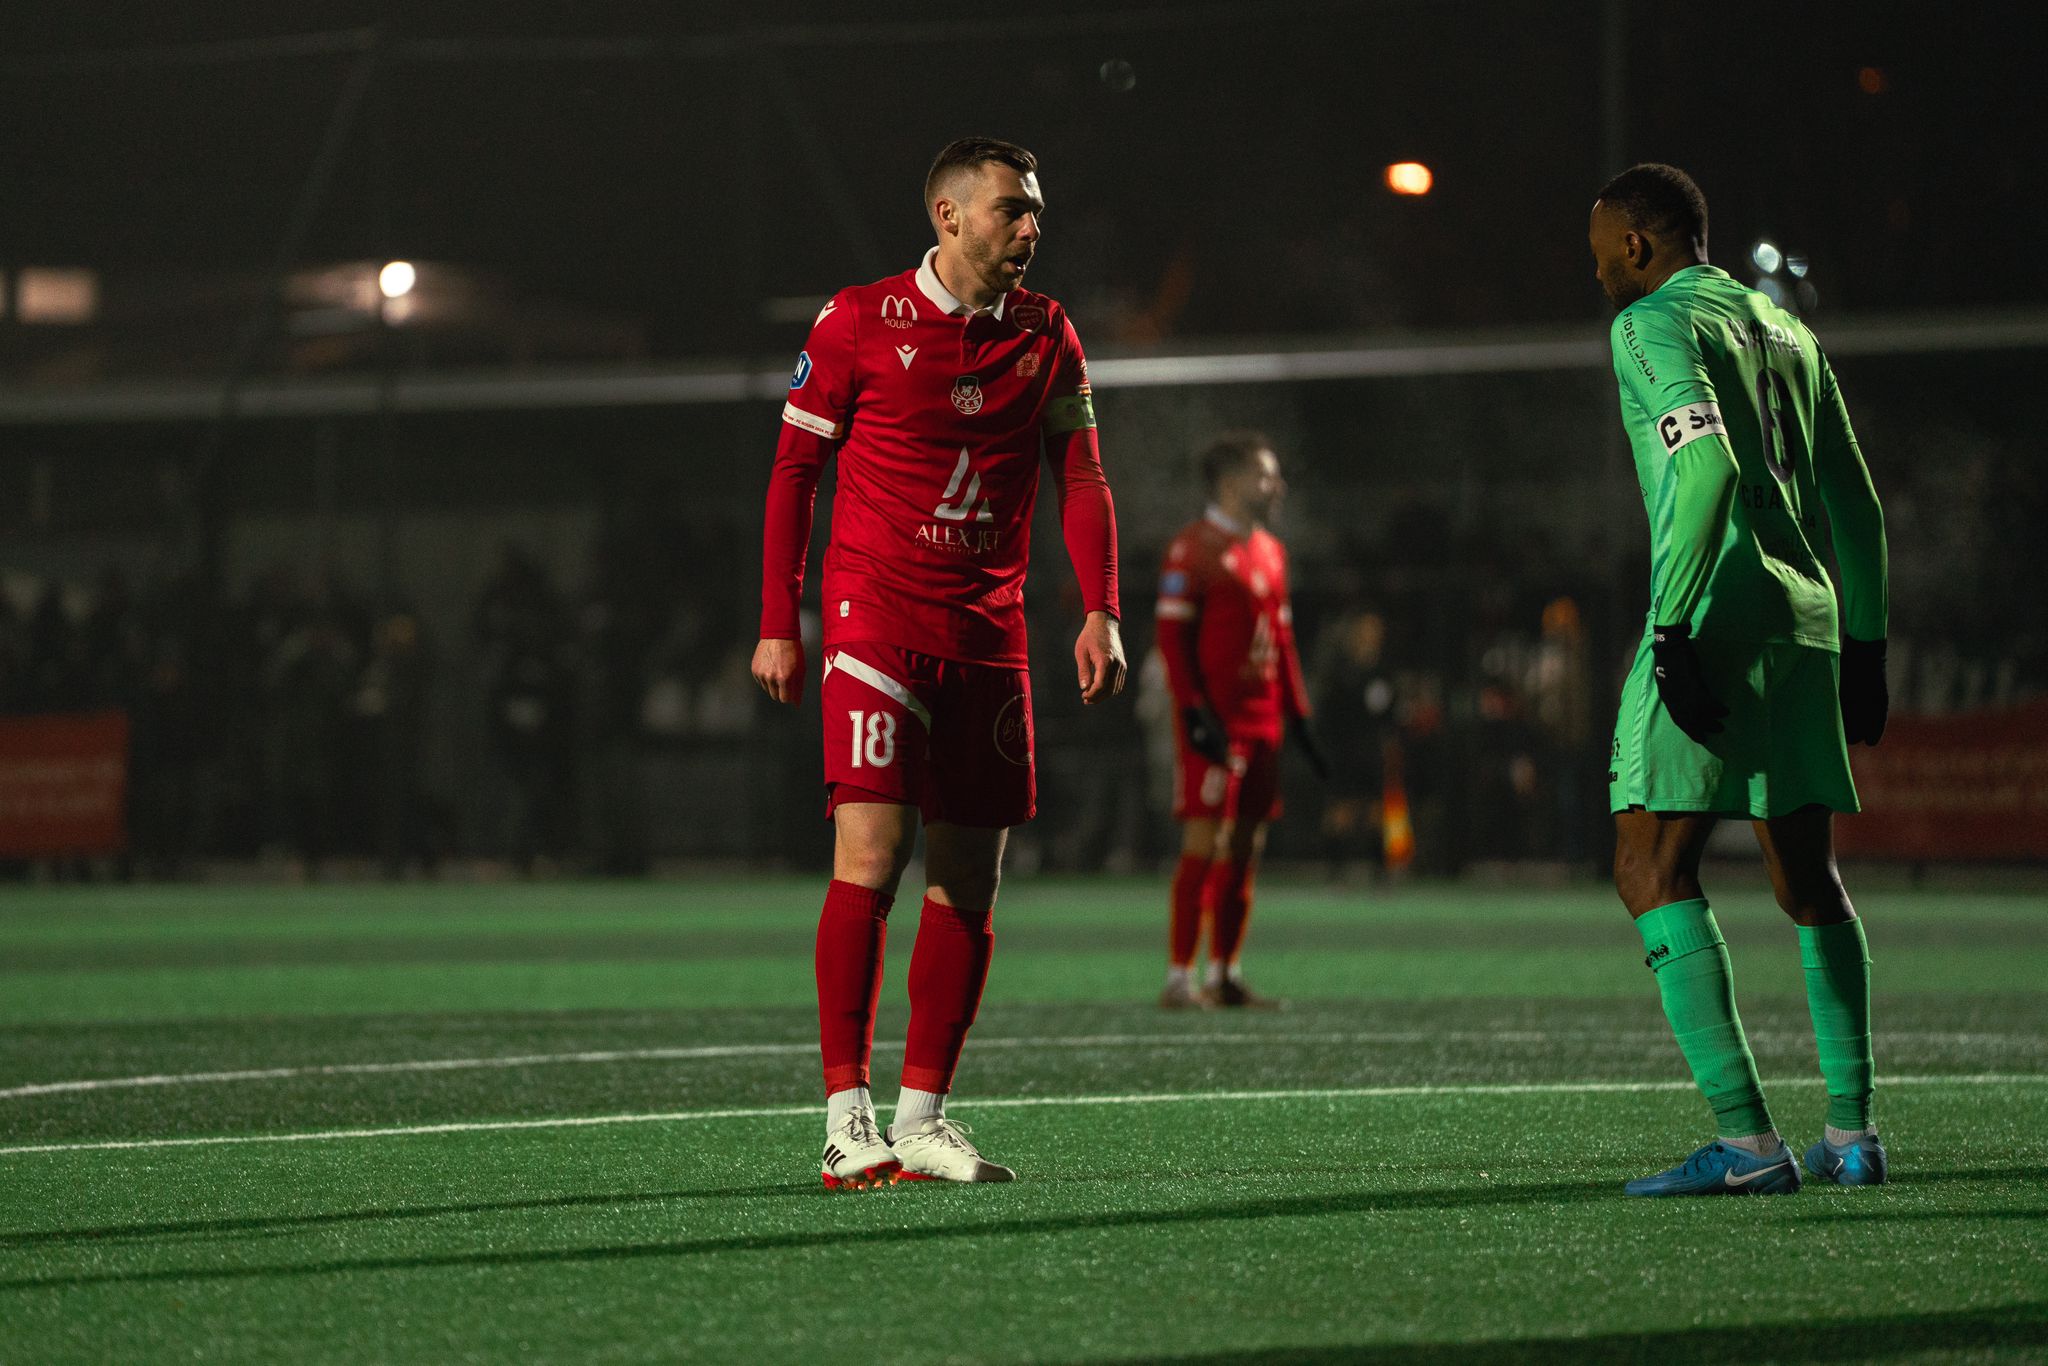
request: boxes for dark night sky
[5,1,2042,363]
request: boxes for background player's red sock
[816,879,893,1096]
[1169,853,1209,967]
[1205,858,1256,969]
[901,897,994,1094]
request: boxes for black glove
[1650,624,1728,745]
[1181,705,1229,765]
[1840,636,1889,745]
[1290,719,1331,782]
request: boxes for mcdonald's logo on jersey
[881,295,918,329]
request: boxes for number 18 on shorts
[820,641,1036,828]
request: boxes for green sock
[1799,919,1874,1132]
[1636,899,1774,1140]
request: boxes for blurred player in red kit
[1154,433,1326,1009]
[754,138,1124,1188]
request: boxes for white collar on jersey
[1204,504,1251,537]
[916,246,1009,320]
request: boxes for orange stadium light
[1384,162,1433,196]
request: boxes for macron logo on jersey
[1656,402,1725,454]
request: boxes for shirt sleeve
[759,293,859,640]
[1807,339,1889,641]
[1042,312,1120,621]
[1154,535,1208,709]
[1613,305,1739,630]
[1276,552,1311,721]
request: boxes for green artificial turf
[2,877,2045,1363]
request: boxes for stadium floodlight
[1786,254,1810,279]
[1384,162,1433,196]
[378,261,417,299]
[1752,240,1783,275]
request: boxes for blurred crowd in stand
[0,565,439,880]
[2,504,2026,881]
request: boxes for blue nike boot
[1803,1131,1888,1186]
[1624,1139,1802,1196]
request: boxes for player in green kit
[1589,164,1891,1196]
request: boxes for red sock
[1169,853,1209,967]
[816,879,893,1096]
[901,897,994,1094]
[1205,858,1256,966]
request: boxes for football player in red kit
[1155,433,1324,1009]
[754,138,1124,1188]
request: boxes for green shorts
[1609,633,1859,819]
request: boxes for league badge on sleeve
[790,351,813,390]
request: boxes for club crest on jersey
[1010,303,1045,332]
[950,374,985,415]
[881,295,918,329]
[789,351,812,389]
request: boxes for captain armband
[1045,387,1096,434]
[1654,401,1726,455]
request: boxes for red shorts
[820,641,1035,828]
[1173,732,1283,825]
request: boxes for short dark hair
[1200,430,1274,493]
[1596,163,1708,247]
[924,137,1038,209]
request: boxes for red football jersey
[760,248,1118,667]
[1155,510,1309,742]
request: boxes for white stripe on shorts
[828,651,933,730]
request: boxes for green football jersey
[1609,265,1887,648]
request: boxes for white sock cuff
[893,1086,946,1130]
[826,1086,873,1132]
[1720,1130,1784,1157]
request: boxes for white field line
[4,1028,2037,1102]
[1,1073,2041,1158]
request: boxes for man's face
[1588,200,1644,313]
[948,163,1044,296]
[1230,450,1286,523]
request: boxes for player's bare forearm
[1074,611,1126,705]
[751,637,806,706]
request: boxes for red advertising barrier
[1836,698,2048,861]
[0,711,129,857]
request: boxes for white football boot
[888,1117,1016,1183]
[820,1104,901,1191]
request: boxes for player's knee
[1610,842,1639,907]
[929,866,1000,911]
[835,832,916,894]
[1612,841,1673,915]
[1773,871,1853,926]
